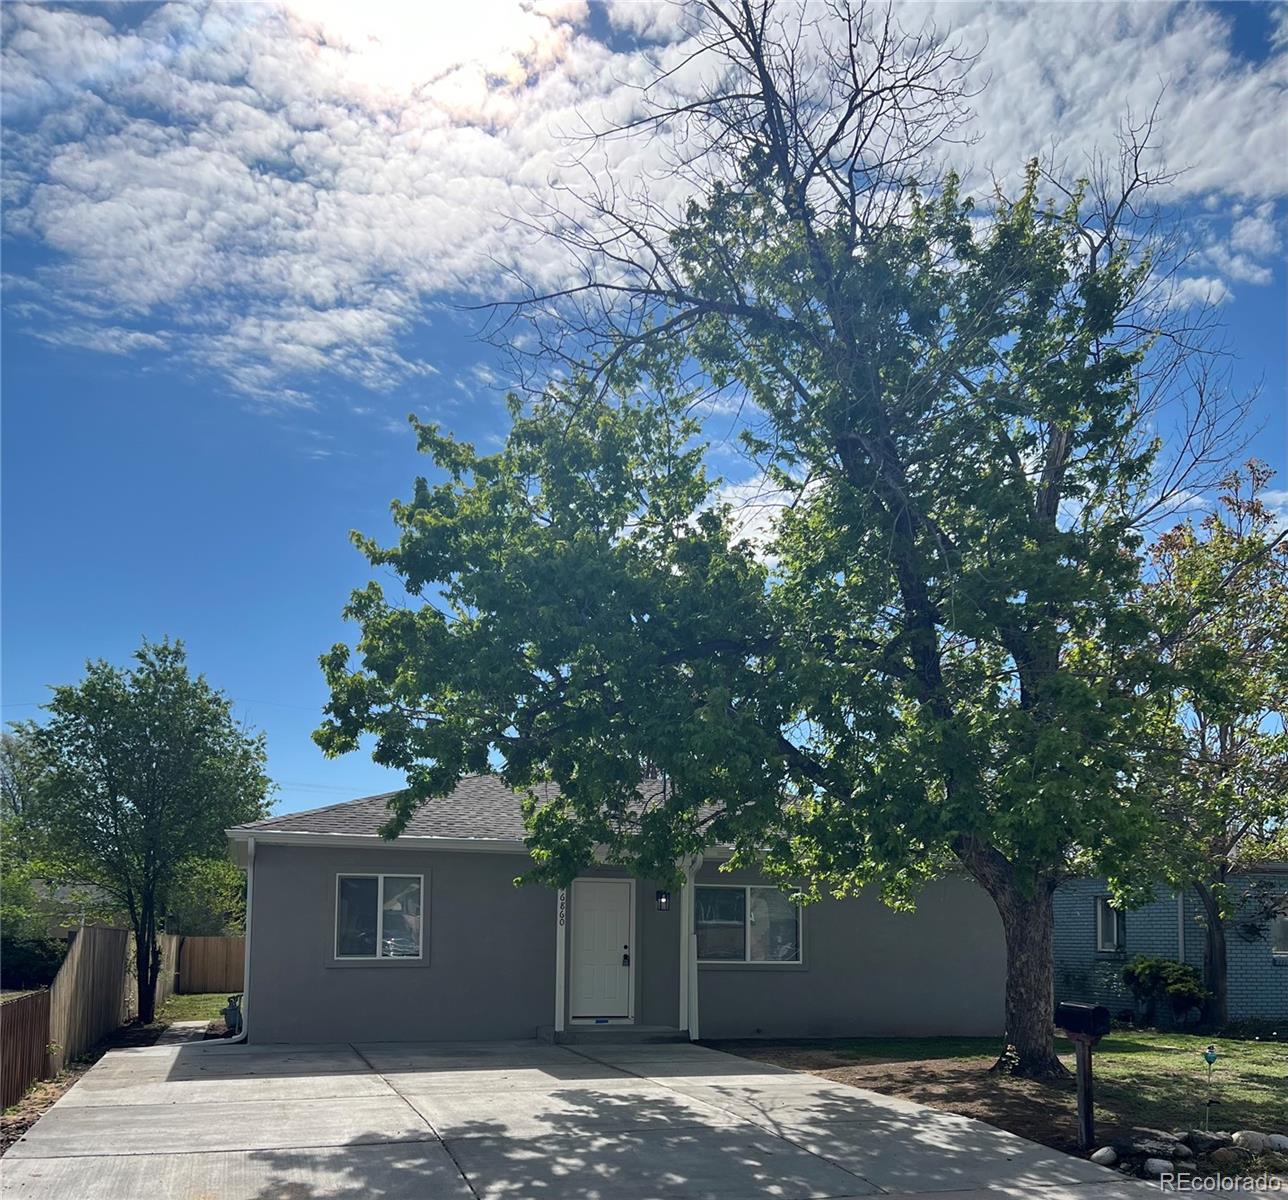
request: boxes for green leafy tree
[3,730,125,939]
[21,640,271,1021]
[1140,464,1288,1025]
[1,728,53,941]
[318,3,1241,1077]
[166,856,248,936]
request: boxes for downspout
[685,855,702,1041]
[222,835,255,1045]
[1176,888,1186,965]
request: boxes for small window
[696,885,801,963]
[335,874,423,960]
[1271,915,1288,958]
[1095,896,1125,953]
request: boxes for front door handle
[621,945,630,967]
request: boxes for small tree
[1141,465,1288,1025]
[22,639,271,1021]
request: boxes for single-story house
[226,776,1007,1044]
[1053,871,1288,1023]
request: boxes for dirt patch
[716,1041,1288,1182]
[0,1020,165,1157]
[715,1043,1135,1157]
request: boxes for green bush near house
[1123,955,1209,1024]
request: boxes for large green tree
[318,2,1241,1077]
[1140,464,1288,1025]
[21,640,271,1021]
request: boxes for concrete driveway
[1,1039,1149,1199]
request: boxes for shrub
[0,933,67,989]
[1215,1019,1283,1042]
[1123,955,1209,1024]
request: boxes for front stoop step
[537,1025,691,1045]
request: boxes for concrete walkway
[0,1039,1152,1199]
[154,1020,210,1046]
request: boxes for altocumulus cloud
[1,0,1285,405]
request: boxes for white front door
[571,879,633,1020]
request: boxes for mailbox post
[1055,1002,1110,1152]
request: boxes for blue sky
[3,2,1285,816]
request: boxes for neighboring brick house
[1053,869,1288,1024]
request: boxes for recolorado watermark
[1156,1171,1283,1193]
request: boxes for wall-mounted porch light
[655,890,671,912]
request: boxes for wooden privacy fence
[178,936,244,993]
[1,990,52,1108]
[155,933,180,1010]
[3,928,232,1106]
[47,925,132,1075]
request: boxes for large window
[1095,896,1125,953]
[1271,915,1288,959]
[696,885,801,963]
[335,874,424,960]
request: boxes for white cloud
[1263,489,1288,533]
[717,470,818,559]
[31,324,168,355]
[1169,276,1234,308]
[1,0,1285,405]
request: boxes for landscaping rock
[1116,1130,1189,1160]
[1184,1130,1233,1155]
[1267,1134,1288,1153]
[1209,1146,1254,1168]
[1142,1157,1175,1178]
[1090,1147,1118,1166]
[1232,1130,1268,1153]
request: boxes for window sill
[698,961,806,972]
[326,957,429,969]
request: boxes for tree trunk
[1193,881,1228,1029]
[135,904,158,1024]
[957,842,1068,1079]
[991,880,1068,1078]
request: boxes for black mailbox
[1055,1002,1111,1039]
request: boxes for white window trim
[334,872,425,961]
[695,884,802,965]
[1095,896,1125,953]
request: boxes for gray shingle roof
[231,775,550,841]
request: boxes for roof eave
[223,828,531,855]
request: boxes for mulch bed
[0,1020,166,1157]
[713,1043,1115,1157]
[715,1042,1287,1181]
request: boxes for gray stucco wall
[247,843,555,1043]
[1053,875,1288,1022]
[246,843,1005,1043]
[694,865,1006,1039]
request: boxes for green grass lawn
[157,993,229,1023]
[1080,1031,1286,1135]
[716,1030,1287,1150]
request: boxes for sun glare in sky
[284,0,582,112]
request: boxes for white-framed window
[1271,915,1288,959]
[1095,896,1125,953]
[335,873,424,960]
[696,885,801,963]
